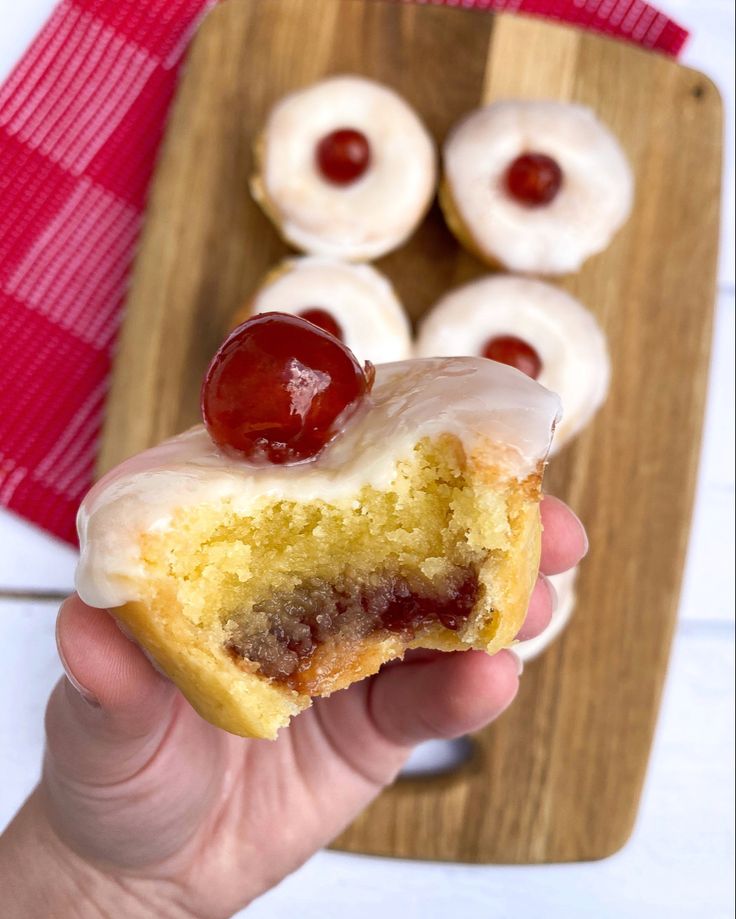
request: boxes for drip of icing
[76,357,561,609]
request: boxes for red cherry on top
[316,128,371,185]
[504,152,563,207]
[482,335,543,380]
[202,312,373,464]
[298,307,344,341]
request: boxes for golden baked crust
[438,177,506,270]
[438,178,485,264]
[109,439,544,739]
[113,595,306,738]
[439,178,581,280]
[113,500,538,739]
[249,132,285,242]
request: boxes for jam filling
[226,568,480,690]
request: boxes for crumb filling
[224,566,480,691]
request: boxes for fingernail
[60,653,100,707]
[509,650,524,677]
[573,512,589,559]
[56,607,100,708]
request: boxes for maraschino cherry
[504,152,562,207]
[298,308,344,341]
[202,312,373,464]
[482,335,543,380]
[316,128,371,185]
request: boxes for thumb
[369,648,521,748]
[47,595,176,787]
[313,648,521,789]
[42,597,223,869]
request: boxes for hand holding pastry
[76,314,563,737]
[1,497,586,919]
[2,314,587,916]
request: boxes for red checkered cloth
[0,0,687,545]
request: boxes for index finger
[540,495,588,575]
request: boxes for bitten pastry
[76,314,560,739]
[414,275,610,453]
[514,567,578,662]
[440,100,633,274]
[251,75,437,260]
[233,256,412,365]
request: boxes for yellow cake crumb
[116,436,541,738]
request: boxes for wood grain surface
[98,0,722,863]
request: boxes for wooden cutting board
[98,0,722,863]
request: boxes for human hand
[1,496,586,919]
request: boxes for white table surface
[0,2,733,916]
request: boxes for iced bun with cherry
[415,275,610,453]
[232,256,412,366]
[440,100,633,275]
[76,313,560,739]
[251,75,437,261]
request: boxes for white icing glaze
[514,566,578,661]
[76,357,560,609]
[443,100,634,274]
[253,75,437,260]
[414,275,610,452]
[249,257,412,365]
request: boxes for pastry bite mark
[76,357,559,738]
[224,548,482,693]
[133,435,542,703]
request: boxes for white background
[0,1,733,916]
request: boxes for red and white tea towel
[0,0,687,545]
